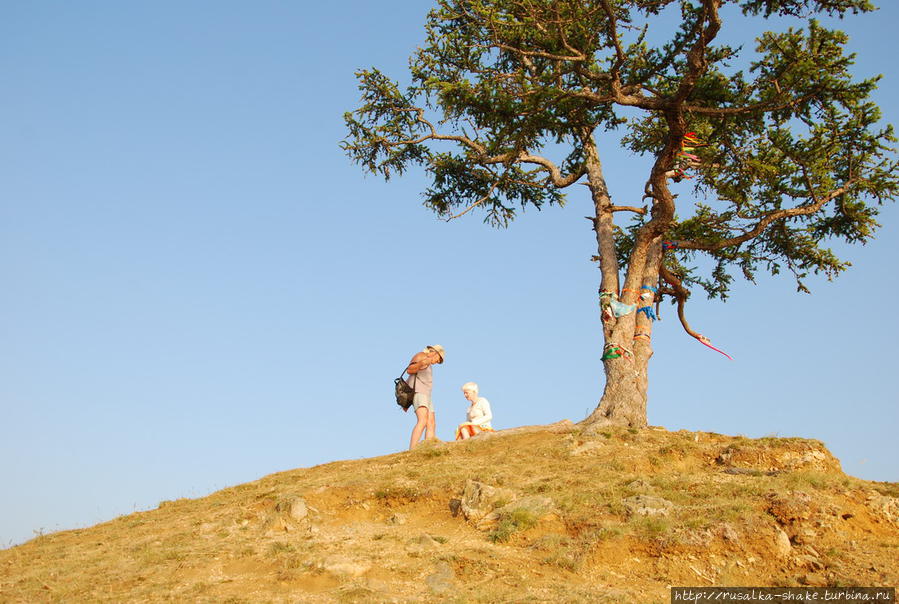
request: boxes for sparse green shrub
[658,442,697,458]
[781,471,846,490]
[682,515,710,530]
[374,486,421,501]
[532,527,623,572]
[588,526,623,542]
[189,582,212,594]
[605,500,628,517]
[268,542,296,555]
[420,447,449,458]
[541,551,579,571]
[826,547,849,560]
[491,475,507,487]
[488,508,539,543]
[630,516,671,538]
[275,569,296,582]
[337,586,381,603]
[535,537,576,569]
[530,533,571,550]
[872,483,899,498]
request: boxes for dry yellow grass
[1,425,897,602]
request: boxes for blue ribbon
[637,306,657,321]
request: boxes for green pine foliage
[342,0,896,305]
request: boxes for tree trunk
[577,135,647,428]
[586,352,650,428]
[583,237,663,429]
[577,122,678,430]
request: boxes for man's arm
[405,351,430,374]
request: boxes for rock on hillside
[1,425,897,602]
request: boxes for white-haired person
[404,345,445,450]
[455,382,494,440]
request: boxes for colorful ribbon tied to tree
[637,306,657,321]
[602,343,632,361]
[599,290,615,321]
[672,131,709,182]
[640,285,657,301]
[697,335,734,360]
[610,299,636,318]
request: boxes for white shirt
[466,397,493,429]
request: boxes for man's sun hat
[427,345,445,363]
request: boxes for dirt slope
[1,424,897,603]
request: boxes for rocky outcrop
[866,493,899,528]
[459,480,517,522]
[426,561,456,594]
[456,480,556,530]
[477,495,556,530]
[773,526,793,558]
[275,496,309,522]
[766,491,813,525]
[622,495,674,517]
[716,441,840,473]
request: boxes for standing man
[405,345,445,450]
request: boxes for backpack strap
[402,369,418,391]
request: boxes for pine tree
[342,0,897,428]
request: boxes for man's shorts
[412,393,433,412]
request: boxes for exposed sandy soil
[1,424,897,602]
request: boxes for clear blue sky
[2,1,896,548]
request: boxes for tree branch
[491,42,585,62]
[513,153,586,187]
[380,106,586,188]
[599,0,627,73]
[444,179,501,221]
[387,108,487,155]
[659,265,709,343]
[672,0,722,106]
[683,90,819,117]
[610,205,647,215]
[678,183,855,252]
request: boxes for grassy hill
[1,423,897,602]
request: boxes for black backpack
[394,372,416,411]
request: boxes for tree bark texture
[581,135,672,429]
[584,240,662,429]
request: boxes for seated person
[455,381,494,440]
